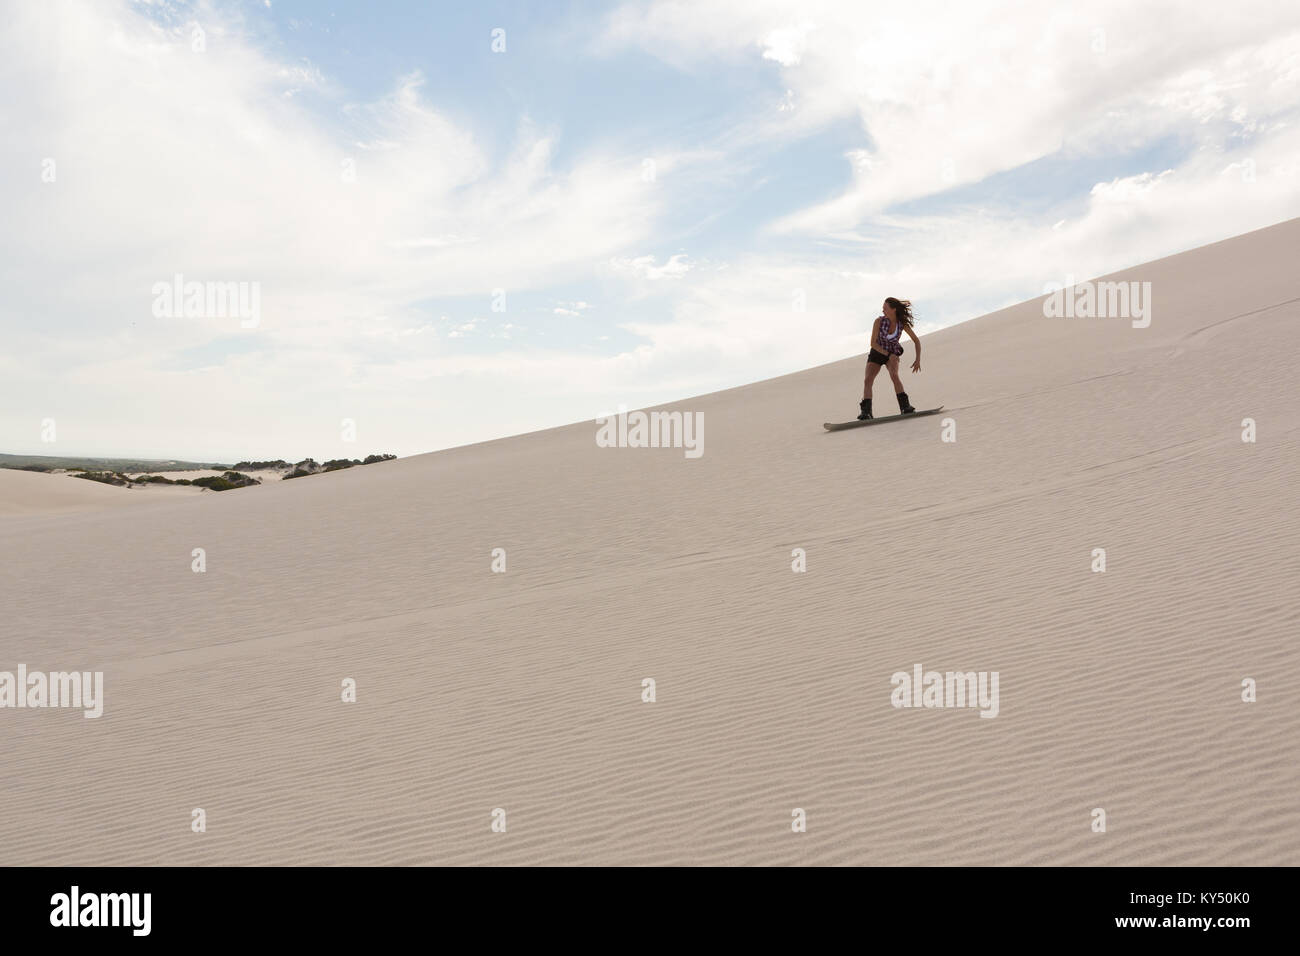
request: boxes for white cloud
[0,0,674,456]
[1,3,668,320]
[1090,170,1176,203]
[601,0,1300,232]
[761,21,816,67]
[552,300,591,316]
[609,253,695,280]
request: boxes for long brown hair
[885,297,914,329]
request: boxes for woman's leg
[888,355,915,412]
[887,355,905,393]
[863,361,881,400]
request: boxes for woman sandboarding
[859,297,921,420]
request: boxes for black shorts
[867,349,897,365]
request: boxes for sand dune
[2,219,1298,865]
[0,467,282,520]
[0,468,203,516]
[125,469,288,483]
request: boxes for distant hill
[0,453,231,473]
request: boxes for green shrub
[72,471,130,487]
[190,471,260,492]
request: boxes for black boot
[857,398,872,421]
[896,391,915,414]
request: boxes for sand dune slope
[0,469,203,516]
[2,219,1298,865]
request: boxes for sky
[2,0,1299,461]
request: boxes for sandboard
[823,406,944,431]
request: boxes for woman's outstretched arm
[905,324,922,372]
